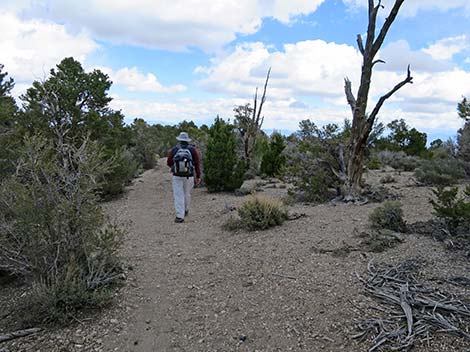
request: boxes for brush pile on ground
[355,259,470,351]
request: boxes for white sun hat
[176,131,192,142]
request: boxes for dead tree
[234,68,271,170]
[344,0,413,199]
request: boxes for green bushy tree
[431,186,470,232]
[457,97,470,163]
[203,117,245,192]
[378,119,427,156]
[130,118,158,170]
[260,132,286,177]
[0,65,19,179]
[18,57,135,196]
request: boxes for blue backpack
[172,146,194,177]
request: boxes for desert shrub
[430,186,470,232]
[101,147,140,197]
[357,229,403,252]
[377,150,420,171]
[367,155,381,170]
[0,136,123,322]
[203,117,245,192]
[369,201,406,232]
[233,195,288,231]
[415,158,466,186]
[380,175,396,184]
[301,169,335,203]
[260,133,287,177]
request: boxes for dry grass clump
[224,195,288,231]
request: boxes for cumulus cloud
[111,94,349,132]
[23,0,324,52]
[196,40,362,100]
[342,0,470,17]
[0,11,98,83]
[423,35,470,61]
[378,40,452,72]
[98,66,186,93]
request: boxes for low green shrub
[367,155,381,170]
[430,186,470,232]
[415,158,466,186]
[369,201,406,232]
[0,137,124,323]
[291,168,336,203]
[229,195,288,231]
[101,147,140,197]
[377,150,419,171]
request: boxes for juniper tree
[203,117,245,192]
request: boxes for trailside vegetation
[203,117,245,192]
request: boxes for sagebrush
[0,136,123,323]
[369,201,406,232]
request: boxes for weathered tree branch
[367,65,413,125]
[372,0,405,57]
[372,59,385,67]
[344,78,356,113]
[0,328,42,343]
[356,35,365,55]
[254,67,271,125]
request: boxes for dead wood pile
[355,259,470,351]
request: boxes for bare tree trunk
[247,67,271,169]
[234,68,271,171]
[344,0,412,199]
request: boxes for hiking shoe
[185,210,189,216]
[175,217,184,223]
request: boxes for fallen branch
[0,328,42,343]
[272,273,297,280]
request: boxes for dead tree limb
[0,328,42,343]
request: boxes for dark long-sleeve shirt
[167,144,201,179]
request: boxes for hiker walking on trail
[167,132,201,223]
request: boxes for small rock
[110,319,118,324]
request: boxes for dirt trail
[103,162,361,351]
[97,162,469,352]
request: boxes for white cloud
[378,40,452,72]
[0,11,98,83]
[342,0,470,17]
[23,0,324,52]
[111,94,349,132]
[98,66,186,93]
[196,40,362,100]
[423,35,469,61]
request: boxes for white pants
[172,176,194,219]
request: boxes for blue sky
[1,0,470,142]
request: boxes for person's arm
[167,148,174,168]
[192,148,201,182]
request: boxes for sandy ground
[1,160,469,351]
